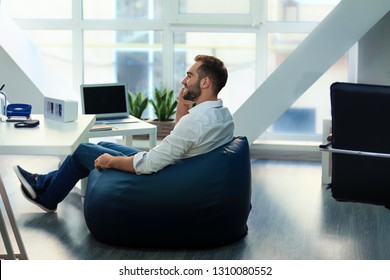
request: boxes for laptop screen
[80,83,129,120]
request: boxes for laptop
[80,83,137,124]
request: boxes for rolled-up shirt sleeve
[133,151,147,175]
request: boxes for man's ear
[200,77,211,89]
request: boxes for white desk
[0,113,96,195]
[0,114,96,155]
[88,117,157,149]
[0,114,95,260]
[0,114,156,259]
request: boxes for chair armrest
[320,146,390,159]
[319,141,332,149]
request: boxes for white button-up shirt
[133,100,234,174]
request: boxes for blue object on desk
[6,103,32,119]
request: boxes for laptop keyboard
[95,116,138,124]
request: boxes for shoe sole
[13,165,37,199]
[20,186,56,213]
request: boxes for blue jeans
[36,142,140,209]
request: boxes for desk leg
[0,208,16,259]
[149,132,157,149]
[124,136,133,147]
[0,176,28,260]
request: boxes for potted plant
[149,86,177,139]
[128,90,149,119]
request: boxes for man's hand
[94,153,114,170]
[94,153,135,173]
[175,87,194,124]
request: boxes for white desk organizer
[44,97,78,122]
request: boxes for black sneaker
[13,165,39,199]
[20,185,57,213]
[14,166,57,213]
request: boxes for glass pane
[267,33,308,76]
[268,0,341,22]
[179,0,250,14]
[3,0,71,19]
[173,32,256,113]
[264,32,348,137]
[268,55,347,136]
[83,0,162,19]
[84,30,162,118]
[24,30,73,86]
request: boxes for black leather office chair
[321,82,390,208]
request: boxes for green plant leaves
[128,87,177,121]
[149,87,177,121]
[128,90,149,119]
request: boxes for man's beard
[183,80,202,101]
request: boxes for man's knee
[75,142,98,154]
[97,141,110,147]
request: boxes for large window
[3,0,346,143]
[84,30,162,91]
[263,0,345,138]
[265,32,347,137]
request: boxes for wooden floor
[1,154,390,260]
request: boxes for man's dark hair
[194,54,228,95]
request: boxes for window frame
[6,0,351,144]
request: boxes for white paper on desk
[90,124,113,131]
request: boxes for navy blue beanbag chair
[84,136,252,248]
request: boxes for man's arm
[94,88,195,174]
[94,154,135,173]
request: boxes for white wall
[358,11,390,86]
[0,6,78,114]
